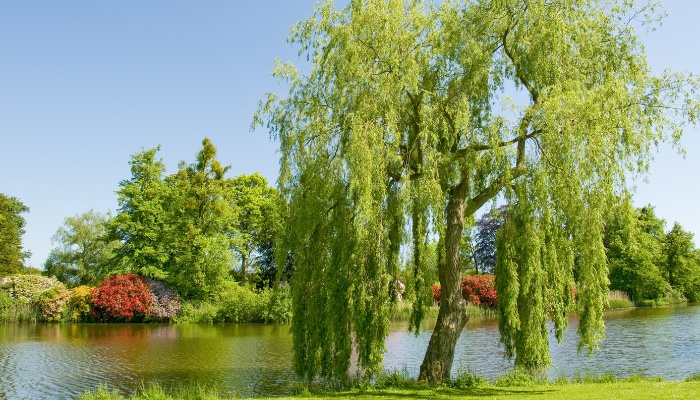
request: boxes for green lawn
[80,380,700,400]
[324,381,700,400]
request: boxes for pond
[1,305,699,399]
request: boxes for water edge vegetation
[78,374,700,400]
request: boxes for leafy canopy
[0,193,30,276]
[108,139,237,300]
[257,0,700,381]
[45,210,119,287]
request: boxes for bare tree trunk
[418,189,468,383]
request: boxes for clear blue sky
[1,1,698,268]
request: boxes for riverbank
[80,378,700,400]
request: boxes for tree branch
[455,129,541,154]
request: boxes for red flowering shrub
[432,275,498,308]
[461,275,497,308]
[90,274,152,322]
[431,284,441,304]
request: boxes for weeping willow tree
[255,0,699,384]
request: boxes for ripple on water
[1,306,699,398]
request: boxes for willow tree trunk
[418,188,468,383]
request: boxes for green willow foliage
[256,0,699,382]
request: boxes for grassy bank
[80,378,700,400]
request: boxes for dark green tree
[473,206,508,274]
[227,173,284,284]
[0,193,30,276]
[664,222,698,299]
[44,210,119,287]
[605,204,667,301]
[107,147,172,280]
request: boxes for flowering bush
[431,284,441,304]
[431,275,498,308]
[39,289,72,322]
[67,285,92,321]
[461,275,497,308]
[0,275,65,303]
[144,279,181,321]
[90,274,152,322]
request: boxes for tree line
[468,204,700,303]
[2,138,289,303]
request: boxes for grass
[605,290,635,310]
[79,379,700,400]
[389,302,497,321]
[0,301,40,323]
[80,382,235,400]
[637,297,687,307]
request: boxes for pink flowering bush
[143,278,181,321]
[39,289,72,322]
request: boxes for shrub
[39,289,72,322]
[143,279,181,321]
[431,285,441,304]
[0,290,15,320]
[461,275,497,308]
[494,368,537,387]
[217,285,264,323]
[0,274,65,303]
[67,285,93,322]
[173,301,220,324]
[374,368,416,389]
[90,274,151,322]
[446,368,489,389]
[431,275,498,308]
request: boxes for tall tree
[227,173,284,284]
[166,138,236,299]
[605,204,666,302]
[257,0,699,383]
[44,210,119,287]
[107,147,172,280]
[0,193,30,276]
[473,206,508,274]
[664,222,696,296]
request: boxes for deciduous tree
[257,0,699,383]
[227,173,284,284]
[664,222,698,298]
[473,206,508,274]
[166,138,236,299]
[107,147,172,280]
[44,210,119,287]
[0,193,30,276]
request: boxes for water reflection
[0,306,698,399]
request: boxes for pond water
[1,305,699,399]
